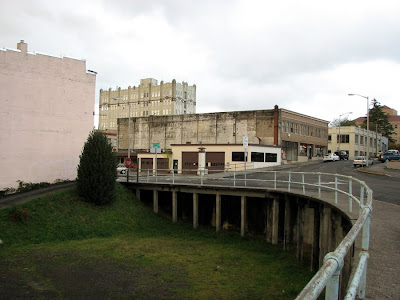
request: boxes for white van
[387,149,399,155]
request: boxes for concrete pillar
[272,197,279,245]
[284,196,293,250]
[266,200,272,243]
[216,192,221,232]
[296,201,305,261]
[311,206,320,272]
[319,206,332,267]
[153,190,158,214]
[136,188,140,201]
[172,191,177,223]
[240,195,247,237]
[193,193,198,229]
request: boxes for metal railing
[119,167,372,300]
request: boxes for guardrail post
[274,171,277,190]
[325,253,343,300]
[244,165,247,186]
[359,208,371,299]
[234,170,236,187]
[172,168,175,184]
[302,173,305,195]
[349,179,353,213]
[318,172,321,198]
[360,186,365,207]
[147,169,149,183]
[155,168,158,183]
[201,168,204,185]
[288,171,291,192]
[335,175,338,204]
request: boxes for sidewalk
[0,182,76,209]
[356,162,400,299]
[357,160,400,178]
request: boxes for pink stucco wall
[0,42,96,190]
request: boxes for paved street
[276,159,400,206]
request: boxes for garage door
[206,152,225,173]
[157,158,169,173]
[182,152,198,174]
[141,158,153,171]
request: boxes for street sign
[124,157,131,168]
[243,136,248,149]
[150,148,161,154]
[153,142,160,148]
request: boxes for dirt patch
[0,251,188,299]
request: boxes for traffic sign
[153,142,160,148]
[124,157,132,168]
[243,136,248,149]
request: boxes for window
[282,121,286,132]
[251,152,264,162]
[355,135,359,144]
[337,135,350,143]
[265,153,277,162]
[232,152,247,161]
[328,135,331,141]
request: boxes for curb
[356,168,391,177]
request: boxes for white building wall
[0,42,96,190]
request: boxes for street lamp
[337,112,352,151]
[348,93,370,166]
[113,97,131,159]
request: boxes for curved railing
[120,168,372,299]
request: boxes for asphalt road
[275,159,400,206]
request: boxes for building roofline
[280,108,330,124]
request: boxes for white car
[117,163,127,174]
[353,156,374,167]
[323,153,340,162]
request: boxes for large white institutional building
[98,78,196,131]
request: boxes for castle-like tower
[99,78,196,131]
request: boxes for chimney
[17,40,27,53]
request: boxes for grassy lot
[0,183,313,299]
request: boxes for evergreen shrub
[77,131,117,205]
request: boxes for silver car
[353,156,373,167]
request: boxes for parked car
[387,149,399,155]
[353,156,374,167]
[388,154,400,161]
[334,151,349,160]
[378,152,399,163]
[117,163,127,174]
[323,153,340,162]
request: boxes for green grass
[0,183,313,299]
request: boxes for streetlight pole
[348,93,370,166]
[337,112,353,151]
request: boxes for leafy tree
[77,131,118,205]
[362,99,394,143]
[330,117,355,127]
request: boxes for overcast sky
[2,0,400,127]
